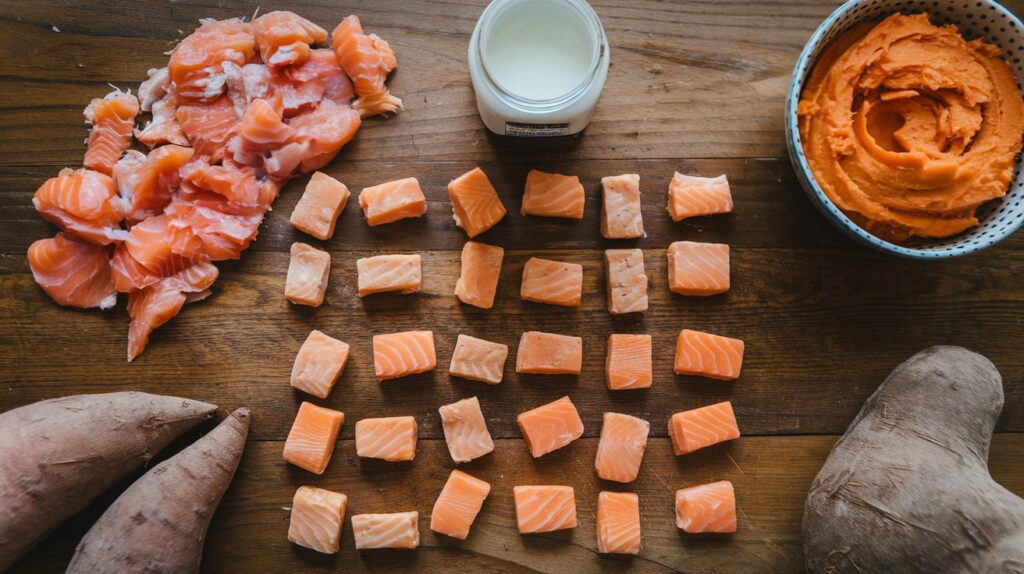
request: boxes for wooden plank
[2,245,1022,439]
[9,434,1024,574]
[0,0,847,166]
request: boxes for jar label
[504,121,570,137]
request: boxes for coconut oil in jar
[468,0,610,137]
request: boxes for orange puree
[798,13,1024,243]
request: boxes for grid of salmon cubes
[278,166,747,551]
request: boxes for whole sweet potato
[67,407,250,574]
[0,392,217,570]
[804,346,1024,572]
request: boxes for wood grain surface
[1,0,1022,572]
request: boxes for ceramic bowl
[785,0,1024,258]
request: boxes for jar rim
[475,0,606,111]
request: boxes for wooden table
[2,1,1022,572]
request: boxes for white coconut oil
[469,0,610,136]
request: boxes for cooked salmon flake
[520,257,583,307]
[288,486,348,554]
[290,329,350,399]
[290,171,350,240]
[430,470,491,540]
[668,401,740,455]
[285,242,331,307]
[283,402,345,474]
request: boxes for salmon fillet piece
[449,334,508,384]
[126,260,219,362]
[521,169,585,219]
[605,248,648,314]
[125,214,199,278]
[227,98,294,170]
[351,512,419,549]
[135,67,189,148]
[675,481,737,533]
[517,396,584,458]
[33,168,126,246]
[355,416,417,461]
[668,401,740,455]
[430,470,490,540]
[667,241,730,296]
[448,167,507,238]
[252,11,328,69]
[606,334,652,390]
[439,396,494,463]
[331,15,402,117]
[109,242,166,292]
[285,242,331,307]
[83,89,140,176]
[283,402,345,474]
[288,486,348,554]
[667,173,733,221]
[597,491,641,554]
[372,330,436,381]
[359,177,426,226]
[520,257,583,307]
[169,18,256,103]
[28,233,116,310]
[454,241,504,309]
[516,331,583,375]
[290,172,350,240]
[600,174,644,239]
[277,99,361,176]
[356,254,421,297]
[513,485,577,534]
[291,329,350,399]
[113,145,195,223]
[177,95,241,162]
[674,328,744,380]
[594,412,650,483]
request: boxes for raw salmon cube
[668,401,740,455]
[355,416,417,461]
[351,511,420,549]
[358,177,426,226]
[430,470,491,540]
[283,402,344,474]
[521,169,585,219]
[290,172,350,240]
[454,241,504,309]
[439,396,494,463]
[675,481,737,533]
[449,334,508,385]
[605,248,648,314]
[356,254,422,296]
[285,242,331,307]
[517,396,584,458]
[520,257,583,307]
[513,485,577,534]
[674,329,744,380]
[594,412,650,483]
[600,174,644,239]
[291,330,350,399]
[288,486,348,554]
[448,167,507,237]
[596,491,641,554]
[667,172,733,222]
[373,330,436,381]
[666,241,730,296]
[516,331,583,375]
[606,334,652,390]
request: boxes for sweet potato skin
[67,407,250,574]
[0,392,217,571]
[803,346,1024,572]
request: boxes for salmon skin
[675,481,737,533]
[27,12,401,361]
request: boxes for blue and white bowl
[785,0,1024,258]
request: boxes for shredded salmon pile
[26,12,401,361]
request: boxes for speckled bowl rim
[785,0,1024,259]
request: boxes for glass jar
[468,0,611,137]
